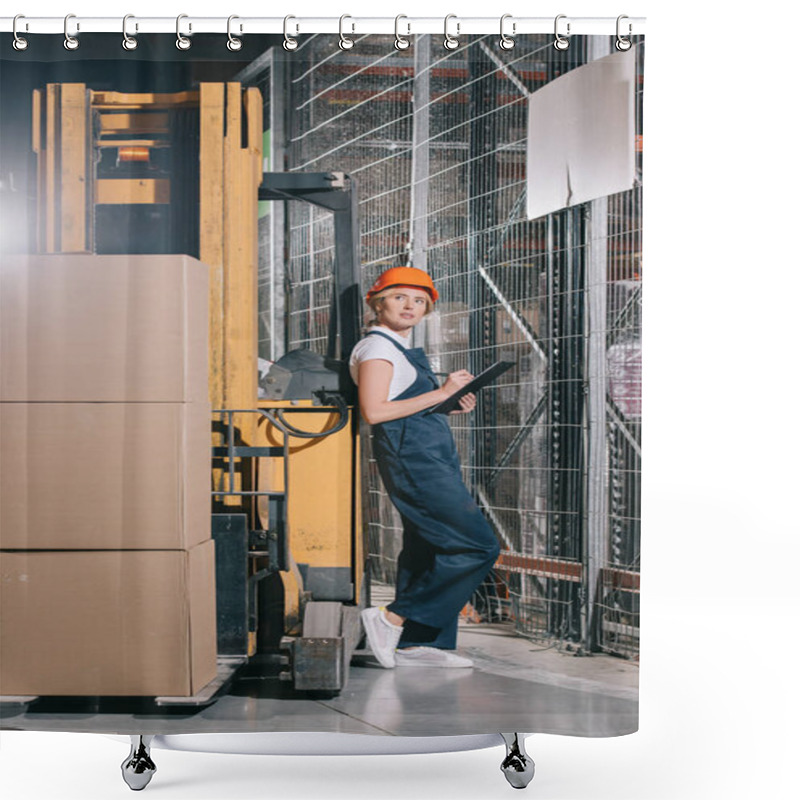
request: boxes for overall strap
[365,330,435,387]
[365,330,437,402]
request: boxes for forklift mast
[259,171,362,375]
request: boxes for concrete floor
[1,615,637,738]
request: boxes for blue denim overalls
[366,330,501,650]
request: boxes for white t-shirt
[349,326,418,400]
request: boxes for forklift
[31,81,369,696]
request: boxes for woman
[350,267,501,669]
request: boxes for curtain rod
[1,16,646,37]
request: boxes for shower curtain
[0,23,643,745]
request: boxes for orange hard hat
[366,267,439,303]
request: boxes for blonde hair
[366,286,434,326]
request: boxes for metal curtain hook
[12,14,29,51]
[283,15,298,51]
[616,15,632,51]
[443,14,459,51]
[122,15,138,51]
[553,14,570,51]
[339,15,354,50]
[176,14,191,50]
[499,14,515,50]
[394,15,410,51]
[227,15,242,51]
[64,13,79,50]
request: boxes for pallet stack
[0,254,217,697]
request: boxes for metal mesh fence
[598,186,642,658]
[262,33,643,657]
[593,42,643,658]
[285,37,416,355]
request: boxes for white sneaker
[361,606,403,668]
[394,647,474,668]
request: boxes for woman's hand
[449,392,476,415]
[441,369,473,397]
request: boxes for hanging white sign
[526,47,637,220]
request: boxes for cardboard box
[0,402,210,550]
[0,541,217,697]
[0,254,208,403]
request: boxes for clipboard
[428,361,516,415]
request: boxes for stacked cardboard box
[0,254,217,696]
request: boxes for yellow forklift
[32,81,368,695]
